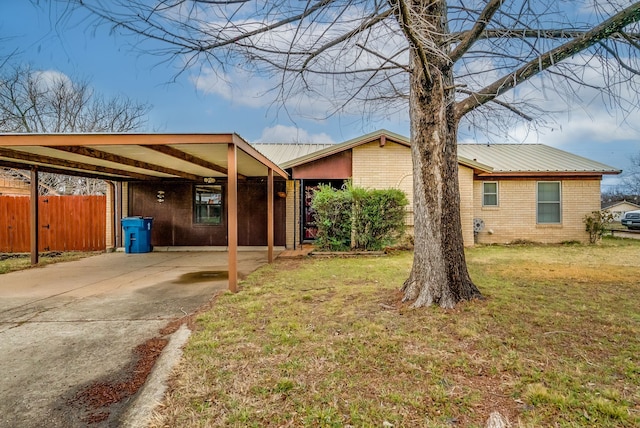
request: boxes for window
[195,185,222,225]
[537,182,561,223]
[483,182,498,206]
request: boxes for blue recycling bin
[121,216,153,253]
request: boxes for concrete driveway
[0,250,271,428]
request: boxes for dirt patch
[72,337,168,424]
[0,251,66,261]
[67,291,224,426]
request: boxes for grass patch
[152,237,640,427]
[0,251,100,274]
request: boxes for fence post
[30,168,39,265]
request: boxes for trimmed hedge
[311,184,408,251]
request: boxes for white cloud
[459,52,640,176]
[31,69,72,91]
[186,2,409,121]
[253,125,336,144]
[190,64,346,119]
[190,67,271,109]
[506,59,640,149]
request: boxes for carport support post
[227,143,238,293]
[30,167,39,265]
[267,168,274,263]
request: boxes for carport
[0,133,288,292]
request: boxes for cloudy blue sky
[2,1,639,190]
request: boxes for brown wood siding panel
[0,195,105,253]
[292,151,352,179]
[128,181,286,247]
[127,182,219,246]
[237,180,286,246]
[274,180,286,247]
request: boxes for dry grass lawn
[151,238,640,427]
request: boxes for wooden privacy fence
[0,195,106,253]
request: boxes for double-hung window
[537,182,561,224]
[483,182,498,206]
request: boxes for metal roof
[457,144,620,174]
[252,143,334,165]
[254,129,492,173]
[1,132,618,179]
[254,132,620,175]
[254,131,619,176]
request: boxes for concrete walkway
[0,250,271,428]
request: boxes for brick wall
[352,141,476,246]
[458,166,475,246]
[352,140,414,227]
[352,141,413,199]
[284,141,602,248]
[473,179,600,244]
[285,179,299,249]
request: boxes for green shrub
[311,185,352,251]
[351,187,408,250]
[583,210,614,244]
[311,184,408,251]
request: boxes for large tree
[0,64,150,194]
[64,0,640,307]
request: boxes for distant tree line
[0,61,150,195]
[602,153,640,206]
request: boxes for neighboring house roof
[601,199,640,210]
[457,144,620,175]
[253,130,619,176]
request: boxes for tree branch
[301,9,393,70]
[450,0,504,62]
[450,28,640,43]
[456,88,532,121]
[598,41,640,75]
[390,0,432,84]
[455,2,640,119]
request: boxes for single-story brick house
[0,130,620,259]
[254,129,620,246]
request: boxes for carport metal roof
[0,133,289,292]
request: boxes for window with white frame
[483,182,498,206]
[537,182,561,223]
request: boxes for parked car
[621,210,640,230]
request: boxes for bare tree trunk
[400,1,482,308]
